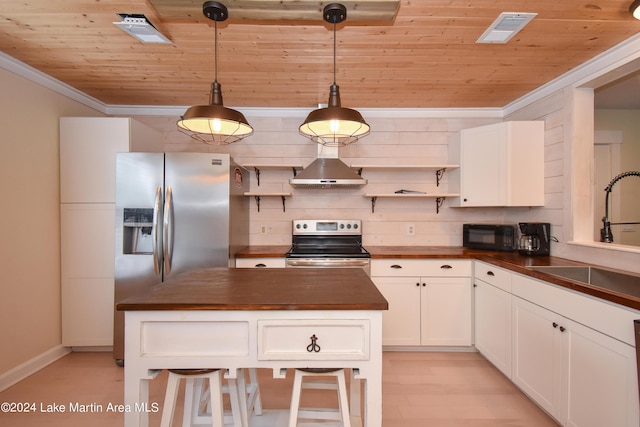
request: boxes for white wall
[133,113,518,248]
[0,67,103,376]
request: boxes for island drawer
[140,320,250,356]
[257,319,370,361]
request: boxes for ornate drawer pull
[307,334,321,352]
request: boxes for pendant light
[631,0,640,20]
[299,3,370,147]
[177,1,253,145]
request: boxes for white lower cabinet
[474,279,512,378]
[512,295,637,427]
[473,261,639,426]
[371,259,472,347]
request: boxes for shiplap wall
[133,113,542,247]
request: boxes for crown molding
[503,33,640,116]
[0,52,107,113]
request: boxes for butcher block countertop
[116,267,388,311]
[235,246,640,311]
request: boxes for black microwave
[463,224,518,252]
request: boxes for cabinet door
[372,277,421,346]
[474,279,512,378]
[61,203,115,346]
[459,124,506,206]
[60,117,131,203]
[421,277,472,346]
[562,317,638,427]
[512,296,563,420]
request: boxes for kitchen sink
[529,265,640,299]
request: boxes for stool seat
[288,368,351,427]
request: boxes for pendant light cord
[333,19,337,86]
[214,19,219,84]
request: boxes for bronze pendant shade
[299,3,370,147]
[177,2,253,145]
[631,0,640,20]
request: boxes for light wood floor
[0,350,559,426]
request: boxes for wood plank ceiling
[0,0,638,108]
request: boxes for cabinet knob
[552,322,558,328]
[255,263,267,268]
[486,271,495,276]
[422,283,426,287]
[416,282,420,287]
[559,326,566,332]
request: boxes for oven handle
[286,259,370,268]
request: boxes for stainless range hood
[290,145,367,189]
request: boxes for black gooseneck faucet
[600,171,640,243]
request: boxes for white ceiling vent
[476,12,537,44]
[113,14,172,44]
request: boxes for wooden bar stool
[184,368,262,427]
[288,368,351,427]
[160,368,227,427]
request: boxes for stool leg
[288,370,303,427]
[226,373,244,427]
[160,373,181,427]
[336,370,351,427]
[207,371,224,427]
[248,368,263,416]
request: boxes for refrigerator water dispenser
[123,208,154,254]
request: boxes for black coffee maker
[518,222,551,256]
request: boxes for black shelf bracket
[435,168,446,187]
[252,195,287,212]
[370,196,377,213]
[292,167,298,177]
[435,197,446,214]
[253,167,261,186]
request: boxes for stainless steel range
[285,219,370,274]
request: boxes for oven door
[285,258,370,275]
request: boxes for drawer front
[141,320,250,356]
[236,257,286,268]
[371,259,471,277]
[258,319,369,361]
[474,261,511,292]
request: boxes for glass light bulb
[330,119,340,133]
[212,118,222,133]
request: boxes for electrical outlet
[407,224,415,236]
[260,225,268,235]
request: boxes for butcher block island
[116,267,388,427]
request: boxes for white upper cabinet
[60,117,160,203]
[449,121,544,207]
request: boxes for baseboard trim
[0,345,71,392]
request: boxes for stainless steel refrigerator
[113,152,250,365]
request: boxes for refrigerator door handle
[163,185,174,275]
[152,186,163,276]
